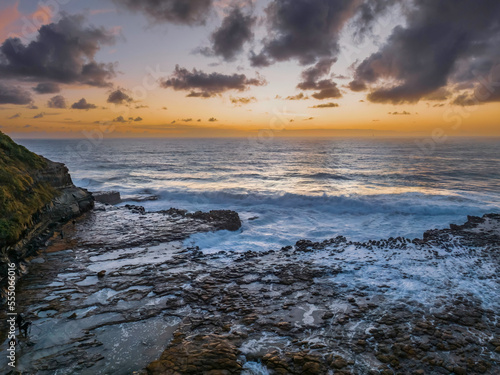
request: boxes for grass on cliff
[0,131,57,247]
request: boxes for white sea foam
[16,137,500,253]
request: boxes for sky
[0,0,499,138]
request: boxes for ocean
[16,137,500,253]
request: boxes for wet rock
[322,311,334,319]
[93,191,121,205]
[147,334,242,375]
[188,210,242,232]
[3,211,500,374]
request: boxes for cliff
[0,131,93,295]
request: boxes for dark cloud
[135,105,149,109]
[351,0,399,40]
[285,93,308,100]
[0,83,33,105]
[451,91,500,106]
[71,98,97,110]
[311,102,339,108]
[348,80,367,92]
[160,65,266,97]
[297,59,337,89]
[33,112,44,119]
[207,8,256,61]
[452,94,475,106]
[134,117,143,122]
[208,117,217,122]
[48,95,67,109]
[252,0,359,66]
[451,71,500,105]
[249,51,272,68]
[353,0,500,104]
[113,115,127,123]
[107,89,133,105]
[297,59,342,100]
[423,88,451,101]
[33,83,61,94]
[8,113,21,119]
[0,14,116,87]
[186,91,212,98]
[310,80,342,100]
[390,111,411,115]
[181,118,193,122]
[230,96,256,105]
[113,0,214,25]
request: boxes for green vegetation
[0,131,57,247]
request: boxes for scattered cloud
[48,95,67,109]
[107,89,133,105]
[113,0,214,25]
[0,83,33,105]
[285,93,308,100]
[310,81,342,100]
[160,65,266,97]
[230,96,257,105]
[204,7,256,61]
[134,116,143,122]
[113,115,127,123]
[71,98,97,110]
[135,105,149,109]
[348,80,367,92]
[311,102,339,108]
[33,112,44,119]
[8,113,21,119]
[181,118,193,122]
[297,59,341,100]
[390,111,411,115]
[33,82,61,94]
[208,117,218,122]
[0,14,116,87]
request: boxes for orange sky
[0,0,499,138]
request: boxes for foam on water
[15,137,500,253]
[242,361,272,375]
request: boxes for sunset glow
[1,0,499,138]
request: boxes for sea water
[16,137,500,253]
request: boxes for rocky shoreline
[0,131,94,303]
[0,203,498,374]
